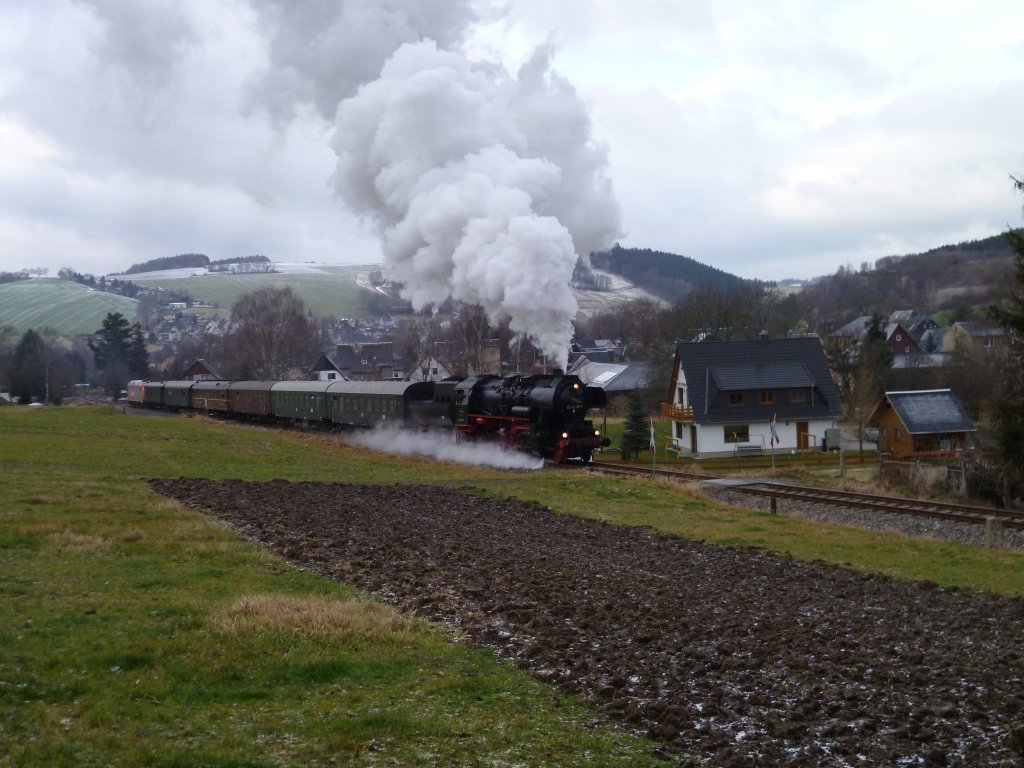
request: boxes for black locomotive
[127,370,609,463]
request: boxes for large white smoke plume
[249,1,622,367]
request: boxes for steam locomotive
[126,370,610,463]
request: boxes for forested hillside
[800,230,1021,327]
[589,245,746,302]
[124,253,210,274]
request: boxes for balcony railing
[660,403,694,421]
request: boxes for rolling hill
[1,265,388,337]
[126,264,376,317]
[0,279,138,336]
[589,245,747,303]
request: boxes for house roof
[571,360,651,392]
[890,352,951,369]
[953,321,1006,338]
[184,358,222,380]
[833,315,872,338]
[709,361,814,390]
[675,336,842,425]
[873,389,975,434]
[834,315,920,339]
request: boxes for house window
[895,334,902,341]
[724,425,749,443]
[729,392,744,406]
[789,389,807,404]
[760,391,775,404]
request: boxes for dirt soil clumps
[149,478,1024,767]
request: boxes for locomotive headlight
[572,383,579,390]
[594,429,601,437]
[561,431,569,439]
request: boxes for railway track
[585,461,1024,531]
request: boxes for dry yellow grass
[47,530,112,554]
[215,593,414,639]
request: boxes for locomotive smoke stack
[247,1,622,369]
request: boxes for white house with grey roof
[662,335,843,457]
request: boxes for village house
[308,342,400,382]
[942,321,1008,356]
[182,358,223,381]
[568,339,624,366]
[867,389,975,456]
[662,334,843,457]
[406,355,453,382]
[568,356,652,414]
[431,339,503,377]
[831,315,923,357]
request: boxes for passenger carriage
[323,380,436,428]
[191,380,233,412]
[270,381,332,425]
[228,381,274,419]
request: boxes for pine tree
[11,329,47,404]
[89,312,133,399]
[621,391,650,460]
[128,323,150,378]
[987,175,1024,501]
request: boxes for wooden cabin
[867,389,975,456]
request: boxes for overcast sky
[1,0,1023,283]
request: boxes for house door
[796,421,809,450]
[689,424,697,454]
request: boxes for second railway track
[585,461,1024,532]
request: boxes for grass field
[2,407,1021,767]
[0,268,378,339]
[0,279,139,336]
[129,266,374,317]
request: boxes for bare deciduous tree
[225,287,318,379]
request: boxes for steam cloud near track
[342,425,543,470]
[248,1,622,368]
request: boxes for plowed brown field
[149,478,1024,767]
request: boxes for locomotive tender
[127,371,610,463]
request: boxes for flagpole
[650,417,656,472]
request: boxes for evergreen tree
[128,323,150,378]
[89,312,133,399]
[0,324,15,395]
[11,329,47,403]
[987,175,1024,500]
[621,391,651,460]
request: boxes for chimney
[759,330,769,343]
